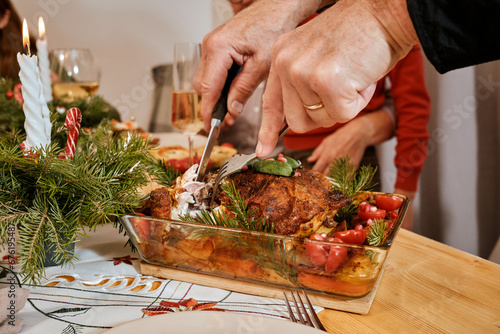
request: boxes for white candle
[36,17,52,103]
[17,19,51,151]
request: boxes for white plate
[152,132,207,148]
[103,311,324,334]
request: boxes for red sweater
[283,45,431,192]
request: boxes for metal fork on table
[210,123,290,203]
[283,290,327,332]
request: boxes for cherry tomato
[131,216,149,240]
[166,158,190,172]
[375,195,403,211]
[166,156,211,173]
[334,224,367,245]
[388,211,399,220]
[358,202,386,221]
[305,233,329,266]
[325,237,348,273]
[6,91,14,99]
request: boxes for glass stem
[187,134,194,166]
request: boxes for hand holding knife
[196,62,242,181]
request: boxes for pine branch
[328,156,377,197]
[0,121,171,283]
[329,156,377,225]
[367,219,387,246]
[179,180,271,233]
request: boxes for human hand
[256,0,418,157]
[307,119,369,176]
[308,108,394,175]
[194,0,319,131]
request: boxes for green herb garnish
[367,219,387,246]
[328,156,377,225]
[179,180,271,232]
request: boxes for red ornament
[63,108,82,159]
[13,83,24,106]
[6,91,14,99]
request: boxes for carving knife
[196,62,241,181]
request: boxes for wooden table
[318,229,500,333]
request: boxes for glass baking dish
[118,191,409,298]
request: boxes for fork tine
[295,291,313,326]
[284,290,327,332]
[301,290,326,331]
[282,292,297,323]
[290,291,306,325]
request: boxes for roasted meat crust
[217,169,351,235]
[145,187,172,219]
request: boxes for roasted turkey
[141,165,351,237]
[217,169,350,235]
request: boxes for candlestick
[63,108,82,159]
[17,19,52,151]
[36,17,52,102]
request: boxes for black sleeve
[407,0,500,73]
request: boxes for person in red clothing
[283,45,431,229]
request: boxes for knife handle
[211,62,242,122]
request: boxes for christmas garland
[0,77,121,134]
[0,95,178,283]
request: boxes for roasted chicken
[141,165,351,237]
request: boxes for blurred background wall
[14,0,500,262]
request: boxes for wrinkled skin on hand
[194,0,418,157]
[256,0,418,157]
[194,0,320,131]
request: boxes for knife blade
[196,62,241,181]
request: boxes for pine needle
[367,219,387,246]
[0,121,176,283]
[328,156,378,225]
[179,180,271,233]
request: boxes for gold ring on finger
[303,101,324,111]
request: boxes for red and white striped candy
[64,108,82,159]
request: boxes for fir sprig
[180,180,270,232]
[329,156,376,197]
[150,159,179,187]
[0,122,175,283]
[367,219,387,246]
[329,156,377,225]
[0,77,120,137]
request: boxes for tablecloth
[0,223,318,333]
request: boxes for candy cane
[64,108,82,159]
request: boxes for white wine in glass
[171,90,202,134]
[50,48,101,101]
[172,42,203,166]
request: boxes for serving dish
[119,191,409,299]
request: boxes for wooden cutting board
[140,261,387,314]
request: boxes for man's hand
[256,0,417,157]
[194,0,320,131]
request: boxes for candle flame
[38,17,46,40]
[22,19,30,55]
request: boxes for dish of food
[120,156,409,297]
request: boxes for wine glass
[50,48,101,101]
[171,42,203,166]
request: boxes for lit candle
[36,17,52,103]
[17,19,52,150]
